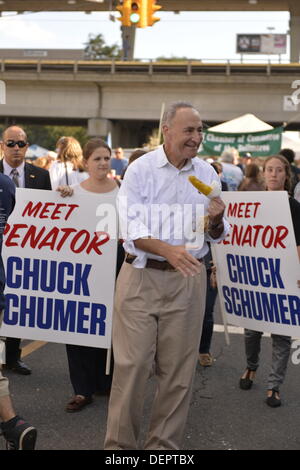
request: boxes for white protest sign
[212,191,300,337]
[0,188,118,348]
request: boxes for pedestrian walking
[104,101,230,450]
[57,138,121,412]
[239,154,300,407]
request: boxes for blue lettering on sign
[221,285,300,326]
[40,261,57,292]
[4,295,107,336]
[6,257,91,296]
[37,298,53,330]
[77,302,90,334]
[226,255,284,289]
[90,304,106,336]
[53,299,76,332]
[57,263,74,294]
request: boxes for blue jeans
[244,329,291,391]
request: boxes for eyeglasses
[5,140,27,148]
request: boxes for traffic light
[117,0,161,28]
[130,1,147,28]
[147,0,161,27]
[116,0,131,27]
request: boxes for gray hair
[161,101,198,127]
[220,147,239,163]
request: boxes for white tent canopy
[282,132,300,159]
[209,113,300,159]
[209,113,273,133]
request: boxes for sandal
[198,353,213,367]
[239,368,256,390]
[266,389,281,408]
[65,395,93,413]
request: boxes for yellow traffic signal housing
[116,0,132,27]
[147,0,161,26]
[117,0,161,28]
[133,1,148,28]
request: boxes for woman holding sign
[58,138,120,412]
[239,155,300,407]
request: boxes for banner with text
[199,127,283,157]
[212,191,300,337]
[0,189,118,348]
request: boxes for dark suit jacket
[0,159,52,190]
[0,173,15,311]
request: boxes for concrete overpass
[0,60,299,147]
[1,1,300,62]
[1,0,299,12]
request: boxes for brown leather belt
[125,254,203,272]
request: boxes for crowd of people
[0,102,299,450]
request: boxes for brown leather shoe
[198,353,213,367]
[65,395,92,413]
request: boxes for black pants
[5,337,21,365]
[199,271,218,354]
[66,344,113,397]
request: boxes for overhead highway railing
[1,59,300,76]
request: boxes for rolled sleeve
[117,166,154,267]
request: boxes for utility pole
[121,25,136,61]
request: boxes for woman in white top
[50,136,88,189]
[58,138,121,413]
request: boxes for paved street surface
[1,307,300,451]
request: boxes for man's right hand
[165,245,202,278]
[134,238,202,278]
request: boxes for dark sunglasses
[5,140,27,148]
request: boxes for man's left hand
[207,196,225,226]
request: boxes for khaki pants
[0,310,9,398]
[104,261,206,450]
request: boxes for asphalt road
[1,312,300,451]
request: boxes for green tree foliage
[84,33,122,60]
[0,124,89,150]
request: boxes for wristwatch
[208,220,224,231]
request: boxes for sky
[0,10,291,61]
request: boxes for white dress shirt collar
[157,144,195,171]
[3,159,25,187]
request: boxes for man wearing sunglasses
[0,125,52,376]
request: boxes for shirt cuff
[205,219,230,243]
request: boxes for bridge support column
[88,118,111,137]
[290,15,300,62]
[121,26,136,61]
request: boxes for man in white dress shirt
[104,102,230,450]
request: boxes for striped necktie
[11,168,19,187]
